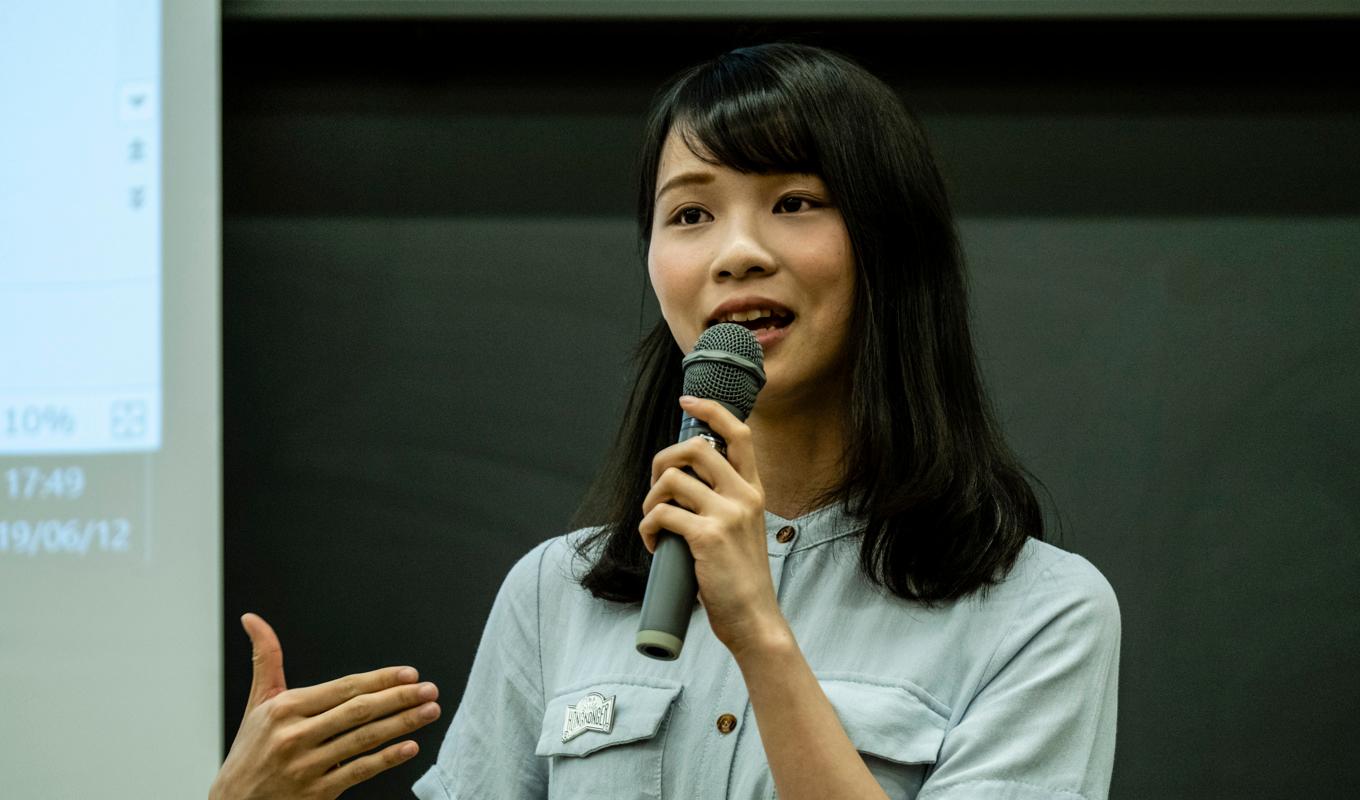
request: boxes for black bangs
[670,58,820,177]
[636,44,836,247]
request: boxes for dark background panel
[964,217,1360,795]
[223,17,1360,799]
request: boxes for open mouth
[709,308,795,333]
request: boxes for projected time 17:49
[5,466,86,500]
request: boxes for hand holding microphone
[637,323,779,661]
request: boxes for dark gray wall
[223,18,1360,799]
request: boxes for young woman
[211,42,1119,800]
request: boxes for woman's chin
[753,358,852,417]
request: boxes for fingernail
[418,682,438,700]
[679,395,697,405]
[421,702,440,720]
[401,742,418,757]
[397,667,418,682]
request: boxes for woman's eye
[675,207,708,225]
[776,196,814,213]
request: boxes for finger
[287,666,422,718]
[242,613,287,712]
[305,680,439,743]
[322,740,420,795]
[639,502,704,554]
[678,396,759,485]
[650,436,738,493]
[310,697,440,769]
[642,466,716,519]
[649,438,763,517]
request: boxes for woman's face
[647,129,857,411]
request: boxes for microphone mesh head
[683,323,766,420]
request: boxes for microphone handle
[636,413,727,660]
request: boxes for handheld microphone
[636,323,765,661]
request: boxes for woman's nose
[709,220,777,281]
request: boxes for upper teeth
[720,308,788,322]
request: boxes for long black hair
[571,42,1048,605]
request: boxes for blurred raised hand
[209,613,440,800]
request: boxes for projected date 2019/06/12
[0,518,132,556]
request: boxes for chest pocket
[535,678,683,800]
[816,677,949,799]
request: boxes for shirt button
[716,713,737,734]
[775,525,796,544]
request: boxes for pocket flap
[821,678,948,766]
[535,678,683,758]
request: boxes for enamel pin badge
[562,692,616,742]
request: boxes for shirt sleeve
[412,539,553,800]
[917,552,1121,800]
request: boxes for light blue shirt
[414,503,1120,799]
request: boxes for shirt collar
[764,501,862,554]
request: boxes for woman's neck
[746,398,847,521]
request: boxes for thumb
[241,612,287,712]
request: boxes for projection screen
[0,1,221,796]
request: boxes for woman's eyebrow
[655,171,714,201]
